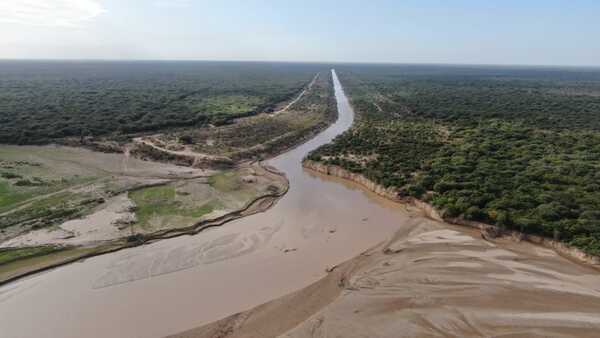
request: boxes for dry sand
[172,219,600,338]
[0,193,135,248]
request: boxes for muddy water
[0,70,417,338]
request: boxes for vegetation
[0,246,65,266]
[129,185,220,229]
[154,70,337,161]
[0,62,333,279]
[0,61,326,144]
[208,172,242,192]
[0,246,98,284]
[309,64,600,255]
[0,153,104,239]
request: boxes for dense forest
[0,61,325,144]
[309,65,600,255]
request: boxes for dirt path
[272,73,320,116]
[133,137,231,163]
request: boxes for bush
[0,172,21,179]
[464,206,486,221]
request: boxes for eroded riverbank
[303,160,600,268]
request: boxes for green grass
[0,163,98,214]
[0,246,65,266]
[0,180,32,212]
[208,171,241,192]
[0,246,97,283]
[0,190,95,230]
[129,185,221,228]
[186,202,219,218]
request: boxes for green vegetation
[0,246,65,266]
[0,156,103,236]
[0,246,97,284]
[129,184,220,229]
[309,65,600,255]
[192,95,264,115]
[0,61,325,144]
[183,71,336,160]
[208,172,241,192]
[0,61,332,277]
[0,190,101,231]
[0,181,31,211]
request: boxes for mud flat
[177,220,600,338]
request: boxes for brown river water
[0,70,417,338]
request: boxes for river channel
[0,70,417,338]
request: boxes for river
[0,70,416,338]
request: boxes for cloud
[153,0,191,9]
[0,0,106,27]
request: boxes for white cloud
[0,0,106,27]
[153,0,191,9]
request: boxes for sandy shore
[170,216,600,338]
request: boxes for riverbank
[0,69,411,338]
[174,214,600,338]
[0,71,336,286]
[126,71,337,168]
[0,161,289,286]
[166,157,600,337]
[303,160,600,268]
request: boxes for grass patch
[0,180,32,212]
[129,185,221,229]
[208,171,240,192]
[0,246,97,283]
[186,202,219,218]
[0,246,65,266]
[0,191,94,230]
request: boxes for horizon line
[1,58,599,69]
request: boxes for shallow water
[0,70,415,338]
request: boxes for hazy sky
[1,0,599,66]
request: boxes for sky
[1,0,599,66]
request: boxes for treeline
[309,64,600,255]
[0,61,326,144]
